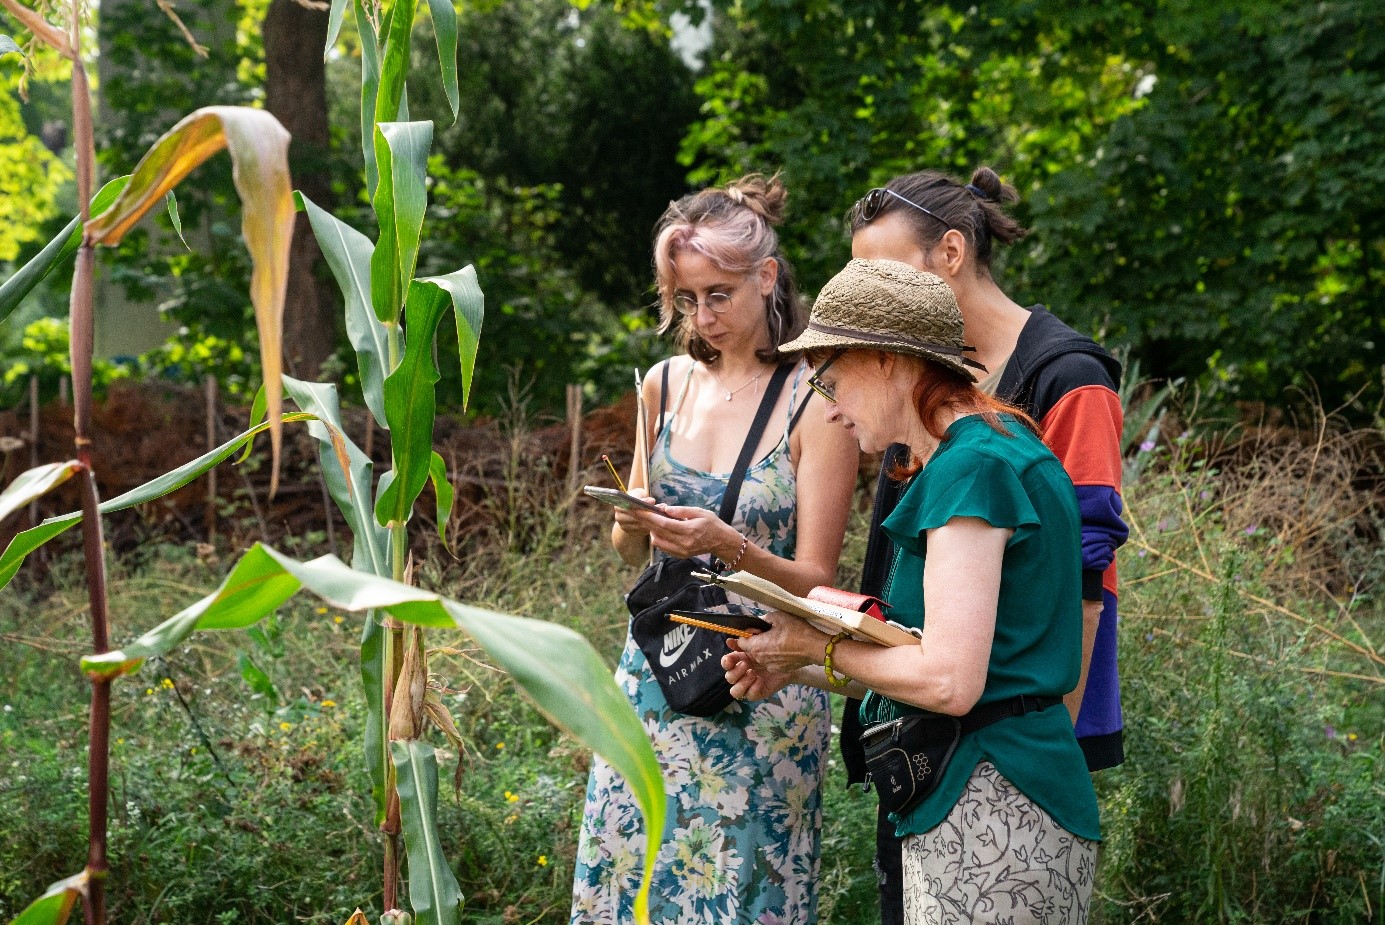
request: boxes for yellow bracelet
[823,631,852,688]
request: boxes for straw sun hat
[779,258,985,381]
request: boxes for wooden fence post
[566,384,583,496]
[205,375,217,545]
[29,375,39,525]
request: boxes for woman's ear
[932,229,969,277]
[757,256,779,297]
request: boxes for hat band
[806,321,983,368]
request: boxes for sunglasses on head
[851,187,952,230]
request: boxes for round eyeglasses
[673,291,736,315]
[851,187,953,230]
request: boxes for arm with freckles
[647,393,859,596]
[726,517,1007,716]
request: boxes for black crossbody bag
[627,362,804,717]
[861,694,1062,816]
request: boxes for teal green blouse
[860,414,1101,842]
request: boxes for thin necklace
[705,363,762,401]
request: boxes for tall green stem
[380,317,405,911]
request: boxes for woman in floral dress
[569,175,859,924]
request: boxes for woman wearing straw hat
[570,175,859,925]
[724,257,1100,924]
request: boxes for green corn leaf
[166,190,190,250]
[0,461,80,527]
[77,545,665,921]
[370,121,432,324]
[392,742,464,925]
[428,451,454,554]
[323,0,349,58]
[283,375,390,577]
[374,277,449,528]
[295,193,389,430]
[9,872,86,925]
[424,0,459,123]
[0,35,22,58]
[0,175,128,325]
[375,0,420,129]
[0,413,315,593]
[361,612,389,825]
[356,0,383,196]
[424,265,484,412]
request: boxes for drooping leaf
[423,0,458,123]
[427,451,454,553]
[9,871,86,925]
[296,193,389,429]
[77,544,665,920]
[0,461,80,527]
[85,106,295,497]
[0,34,22,58]
[374,277,449,528]
[375,0,420,129]
[392,741,464,925]
[0,413,315,593]
[356,0,383,196]
[369,121,432,324]
[0,175,127,325]
[424,265,483,412]
[165,190,190,250]
[282,375,390,577]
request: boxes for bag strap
[958,694,1062,736]
[718,362,794,524]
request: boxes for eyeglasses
[807,350,845,403]
[673,290,736,315]
[851,187,952,230]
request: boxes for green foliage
[0,317,131,407]
[0,72,69,263]
[668,0,1385,416]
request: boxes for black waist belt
[958,694,1063,736]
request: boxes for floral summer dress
[570,361,831,925]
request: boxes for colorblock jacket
[845,305,1129,779]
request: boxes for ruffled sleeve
[882,447,1041,556]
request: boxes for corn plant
[0,3,664,924]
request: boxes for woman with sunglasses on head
[842,168,1128,925]
[569,174,859,925]
[724,258,1101,925]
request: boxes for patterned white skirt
[901,761,1096,925]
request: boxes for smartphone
[670,610,772,638]
[583,486,679,518]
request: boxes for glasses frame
[807,350,845,403]
[673,290,736,316]
[852,187,953,231]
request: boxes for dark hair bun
[725,173,788,226]
[969,166,1018,205]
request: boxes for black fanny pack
[861,694,1061,817]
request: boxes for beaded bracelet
[823,631,852,687]
[722,535,750,572]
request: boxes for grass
[1,413,1382,924]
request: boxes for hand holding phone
[583,486,681,519]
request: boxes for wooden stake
[29,375,39,525]
[566,384,582,495]
[364,411,374,461]
[59,375,69,407]
[205,375,217,545]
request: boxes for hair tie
[965,183,988,200]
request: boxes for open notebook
[694,570,918,647]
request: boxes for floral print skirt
[570,633,830,925]
[901,761,1096,925]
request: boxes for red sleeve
[1039,384,1123,492]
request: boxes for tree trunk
[264,0,336,380]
